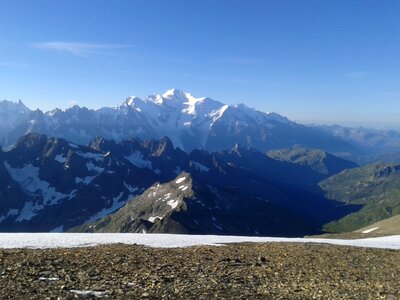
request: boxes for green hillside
[268,147,358,176]
[320,162,400,233]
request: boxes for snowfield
[0,233,399,249]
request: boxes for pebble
[0,243,399,299]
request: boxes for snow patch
[124,151,152,170]
[0,233,399,250]
[77,151,104,161]
[124,183,139,194]
[86,161,104,173]
[362,227,379,234]
[148,216,163,223]
[85,187,139,225]
[54,154,67,163]
[4,162,71,221]
[75,176,96,185]
[167,199,179,209]
[0,209,19,223]
[175,177,186,184]
[16,201,41,222]
[210,104,229,123]
[192,161,210,172]
[86,192,127,223]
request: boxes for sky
[0,0,399,127]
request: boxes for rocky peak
[374,164,400,179]
[89,136,118,152]
[14,132,49,149]
[144,136,175,157]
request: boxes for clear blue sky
[0,0,399,126]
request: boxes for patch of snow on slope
[362,227,379,234]
[75,176,96,185]
[86,189,139,224]
[175,177,186,184]
[86,161,104,173]
[85,192,126,223]
[181,94,206,115]
[4,162,70,220]
[167,199,179,209]
[54,154,67,163]
[124,183,140,194]
[210,105,229,123]
[0,233,399,250]
[124,151,153,170]
[148,216,163,223]
[192,161,210,172]
[16,190,76,222]
[76,151,104,161]
[15,201,42,221]
[0,209,19,223]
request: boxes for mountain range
[2,89,400,163]
[1,89,400,236]
[79,148,400,236]
[0,133,358,235]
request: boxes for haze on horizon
[0,0,399,127]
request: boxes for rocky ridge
[0,133,360,235]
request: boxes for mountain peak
[144,136,176,157]
[0,88,360,156]
[0,99,29,111]
[89,136,118,152]
[162,88,187,99]
[14,133,49,152]
[123,96,142,107]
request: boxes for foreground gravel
[0,242,399,299]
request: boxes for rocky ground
[0,242,399,299]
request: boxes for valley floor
[0,241,399,299]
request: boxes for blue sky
[0,0,399,126]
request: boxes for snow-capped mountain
[0,100,32,146]
[0,133,159,231]
[0,100,30,128]
[0,89,358,156]
[0,133,357,234]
